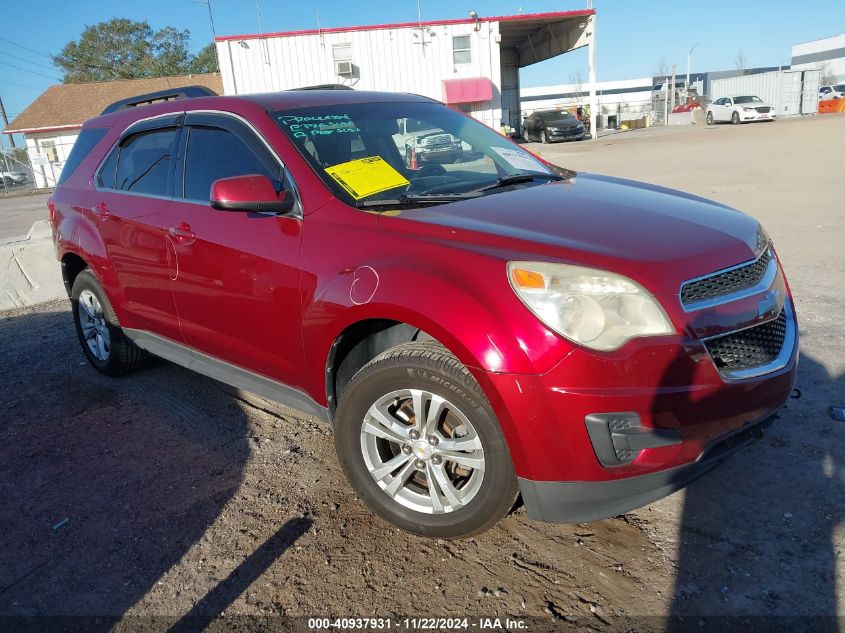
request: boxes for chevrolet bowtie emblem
[758,289,780,318]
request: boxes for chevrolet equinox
[49,86,798,538]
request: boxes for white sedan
[706,95,776,125]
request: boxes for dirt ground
[1,114,843,631]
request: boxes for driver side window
[183,125,276,202]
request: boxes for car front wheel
[731,111,741,125]
[335,341,519,539]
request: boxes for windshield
[734,96,763,104]
[541,110,572,119]
[272,101,556,205]
[835,84,845,92]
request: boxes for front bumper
[548,128,585,141]
[741,109,775,121]
[474,296,798,523]
[519,413,776,522]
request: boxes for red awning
[441,78,493,104]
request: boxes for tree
[654,56,669,80]
[189,43,219,74]
[53,19,215,82]
[819,62,836,86]
[734,50,747,76]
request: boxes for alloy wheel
[360,388,485,514]
[77,289,111,361]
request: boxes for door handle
[168,223,196,244]
[91,202,109,218]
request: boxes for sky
[1,0,844,146]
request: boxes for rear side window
[113,128,178,196]
[183,126,274,201]
[57,127,108,185]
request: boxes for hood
[546,117,582,128]
[378,173,763,294]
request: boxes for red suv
[49,86,798,538]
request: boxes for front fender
[302,258,568,401]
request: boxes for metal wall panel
[801,69,821,114]
[216,22,503,128]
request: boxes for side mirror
[210,174,295,214]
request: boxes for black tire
[335,341,519,539]
[71,269,148,376]
[706,111,714,125]
[731,111,741,125]
[522,130,531,143]
[541,129,549,143]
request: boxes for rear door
[93,116,183,343]
[167,112,306,386]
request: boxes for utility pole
[194,0,221,73]
[670,64,676,114]
[686,43,698,95]
[0,96,17,148]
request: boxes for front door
[167,112,306,387]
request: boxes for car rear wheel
[71,269,148,376]
[334,341,519,539]
[706,111,714,125]
[731,111,740,125]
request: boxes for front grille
[425,135,451,145]
[755,106,772,113]
[681,248,771,306]
[704,309,787,372]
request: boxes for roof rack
[289,84,354,91]
[101,85,218,115]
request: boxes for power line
[0,60,60,81]
[0,79,43,91]
[0,49,57,71]
[0,36,53,60]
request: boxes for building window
[40,139,59,163]
[452,35,471,65]
[332,43,352,62]
[332,43,353,76]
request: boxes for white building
[3,74,222,188]
[520,77,654,126]
[215,9,598,136]
[791,33,845,82]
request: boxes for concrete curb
[0,187,54,199]
[0,220,65,311]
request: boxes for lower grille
[704,310,788,372]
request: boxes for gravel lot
[1,114,843,630]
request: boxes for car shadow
[665,340,843,629]
[0,305,307,628]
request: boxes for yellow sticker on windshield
[324,156,409,200]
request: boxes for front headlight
[743,107,756,112]
[508,262,675,351]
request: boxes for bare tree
[819,62,836,86]
[569,71,584,103]
[655,56,669,80]
[734,50,747,76]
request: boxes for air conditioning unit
[335,60,353,76]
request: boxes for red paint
[213,9,595,42]
[3,123,81,135]
[51,89,797,495]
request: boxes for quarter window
[113,128,178,196]
[183,126,274,201]
[452,35,471,64]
